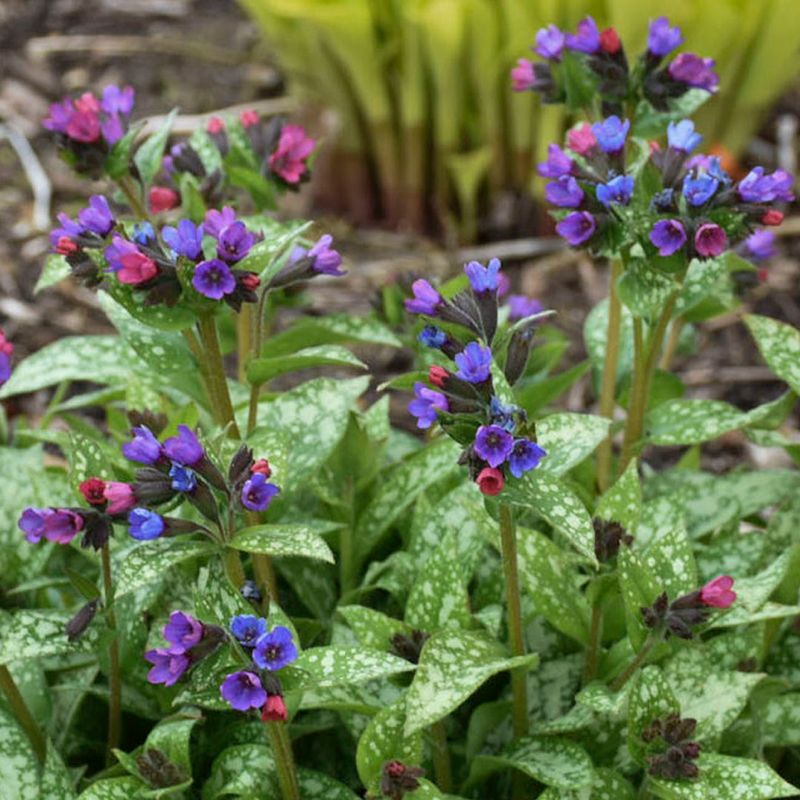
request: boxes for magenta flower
[694,223,728,258]
[220,671,267,711]
[474,425,514,468]
[650,219,687,256]
[105,236,158,285]
[699,576,736,608]
[555,211,596,246]
[18,508,84,545]
[103,482,135,515]
[567,123,597,155]
[268,124,315,184]
[193,259,236,299]
[511,59,536,92]
[145,649,190,687]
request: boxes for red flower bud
[428,365,448,389]
[251,459,272,478]
[476,467,504,496]
[600,27,621,54]
[261,694,287,722]
[757,267,769,283]
[148,186,180,214]
[79,477,107,506]
[241,273,261,291]
[699,575,736,608]
[207,116,225,135]
[762,209,784,226]
[240,109,259,128]
[649,140,661,153]
[55,236,78,256]
[386,760,405,778]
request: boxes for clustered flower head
[380,760,425,800]
[404,258,547,495]
[512,16,718,115]
[642,713,701,780]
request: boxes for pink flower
[240,109,259,128]
[699,576,736,609]
[476,467,504,496]
[268,125,315,184]
[567,123,597,155]
[103,482,136,515]
[511,59,535,92]
[149,186,180,213]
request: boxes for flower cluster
[221,615,298,721]
[512,16,718,114]
[122,421,280,541]
[0,328,13,387]
[380,761,425,800]
[642,714,701,780]
[405,258,547,495]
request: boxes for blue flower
[647,17,683,57]
[667,120,702,153]
[169,462,197,493]
[77,195,115,236]
[122,425,162,464]
[534,24,566,60]
[163,219,204,261]
[474,425,514,468]
[241,473,280,512]
[737,167,795,203]
[132,222,155,246]
[220,670,267,711]
[230,614,267,648]
[508,439,547,478]
[591,116,630,153]
[682,173,719,206]
[545,176,585,208]
[418,325,447,349]
[128,508,165,541]
[596,175,634,208]
[408,383,448,429]
[454,342,492,384]
[253,626,298,671]
[465,258,502,292]
[489,397,520,432]
[537,144,574,179]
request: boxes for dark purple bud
[66,599,99,641]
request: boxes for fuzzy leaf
[338,606,412,652]
[229,524,335,563]
[77,777,147,799]
[536,413,610,476]
[745,314,800,394]
[35,254,71,294]
[247,345,366,386]
[293,646,415,689]
[538,767,635,799]
[627,666,680,765]
[0,708,43,799]
[134,108,177,190]
[0,610,100,665]
[595,460,642,530]
[646,399,758,445]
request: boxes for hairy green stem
[660,317,684,371]
[117,175,151,223]
[197,315,241,438]
[430,720,453,793]
[609,635,657,693]
[266,721,300,800]
[0,665,46,763]
[101,544,122,763]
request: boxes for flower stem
[609,635,657,693]
[0,665,46,763]
[237,304,253,384]
[101,543,122,763]
[596,259,623,493]
[223,547,247,588]
[659,317,684,371]
[197,315,241,438]
[430,720,453,793]
[266,721,300,800]
[117,175,149,221]
[583,603,604,685]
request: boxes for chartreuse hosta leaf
[246,345,367,386]
[536,412,610,476]
[404,629,538,736]
[537,767,635,799]
[595,460,641,531]
[648,754,798,800]
[229,523,335,563]
[292,646,415,690]
[0,609,100,665]
[627,666,680,765]
[746,314,800,394]
[501,471,596,565]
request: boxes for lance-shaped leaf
[404,629,538,735]
[538,767,635,799]
[339,606,412,652]
[229,524,335,563]
[134,108,177,190]
[35,254,71,294]
[0,610,100,665]
[536,412,610,476]
[292,646,415,689]
[42,744,77,798]
[745,314,800,394]
[0,708,43,798]
[627,666,680,765]
[595,460,642,531]
[265,313,401,356]
[77,776,148,799]
[758,694,800,747]
[247,345,366,386]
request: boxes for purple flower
[474,425,514,468]
[204,207,238,239]
[241,473,280,512]
[253,626,298,671]
[534,25,566,60]
[649,220,687,256]
[566,17,600,53]
[164,611,204,652]
[511,59,536,92]
[102,115,124,146]
[307,234,345,275]
[128,508,165,541]
[556,211,596,246]
[163,219,204,261]
[418,325,447,349]
[50,212,83,251]
[454,342,492,384]
[231,614,267,648]
[683,173,719,206]
[163,425,204,466]
[193,259,236,300]
[591,116,630,154]
[695,223,728,258]
[687,155,730,185]
[43,98,74,134]
[220,671,267,711]
[405,279,442,315]
[408,383,448,429]
[507,295,543,321]
[268,124,315,184]
[101,85,135,116]
[145,649,190,686]
[19,507,83,545]
[647,17,683,57]
[78,195,115,236]
[668,54,719,91]
[465,258,501,292]
[545,176,585,208]
[742,230,776,262]
[0,353,10,387]
[122,425,162,464]
[596,175,634,208]
[667,120,702,154]
[169,463,197,493]
[737,167,795,203]
[508,438,547,478]
[537,145,574,179]
[217,222,255,263]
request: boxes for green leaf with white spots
[193,559,259,630]
[353,436,461,570]
[617,260,675,320]
[144,716,199,770]
[538,767,635,799]
[134,108,177,190]
[104,281,196,332]
[246,345,366,386]
[404,629,538,735]
[66,430,120,485]
[676,256,732,317]
[78,777,148,800]
[502,471,596,564]
[338,606,412,651]
[646,399,751,445]
[292,646,415,689]
[648,754,798,800]
[758,694,800,746]
[0,708,43,799]
[595,460,641,530]
[202,744,277,799]
[0,610,100,665]
[471,735,595,790]
[356,700,422,793]
[41,744,77,798]
[536,413,610,476]
[514,526,591,645]
[35,254,71,294]
[745,314,800,394]
[115,539,215,599]
[627,666,680,765]
[584,299,634,382]
[297,770,360,799]
[229,524,335,563]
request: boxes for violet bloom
[105,236,158,285]
[699,575,736,608]
[18,507,84,545]
[101,115,124,146]
[268,124,315,184]
[668,54,719,91]
[193,259,236,299]
[667,120,702,154]
[454,342,492,384]
[101,85,135,116]
[231,614,267,648]
[545,176,584,208]
[695,224,728,258]
[128,508,165,541]
[682,173,719,206]
[742,230,776,262]
[508,438,547,478]
[566,16,600,54]
[649,219,687,256]
[537,144,574,179]
[647,17,683,57]
[43,98,75,134]
[591,116,630,154]
[217,222,255,263]
[405,279,442,315]
[0,352,10,387]
[221,671,267,711]
[253,626,298,671]
[241,473,280,512]
[474,425,514,468]
[204,207,238,239]
[408,383,448,430]
[78,195,115,236]
[534,25,566,60]
[511,59,536,92]
[163,425,204,466]
[122,425,162,464]
[164,611,204,652]
[163,219,204,261]
[507,295,543,321]
[596,175,634,208]
[145,649,190,687]
[737,167,795,203]
[307,234,345,275]
[556,211,596,246]
[465,258,501,293]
